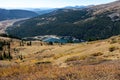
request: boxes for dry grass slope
[0,35,120,79]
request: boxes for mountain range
[26,6,87,15]
[6,0,120,41]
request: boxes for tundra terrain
[0,35,120,80]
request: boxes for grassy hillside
[0,35,120,79]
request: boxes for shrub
[27,41,32,46]
[91,52,103,57]
[0,54,3,60]
[109,46,118,52]
[48,42,53,45]
[35,61,51,65]
[0,52,12,60]
[19,54,23,60]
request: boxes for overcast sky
[0,0,117,9]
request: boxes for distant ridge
[0,9,38,21]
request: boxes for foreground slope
[6,0,120,41]
[0,35,120,80]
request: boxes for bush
[48,42,53,45]
[0,54,3,60]
[35,61,51,65]
[19,54,24,60]
[0,52,12,60]
[109,46,118,52]
[91,52,103,57]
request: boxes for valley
[0,18,29,34]
[6,0,120,41]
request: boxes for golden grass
[1,35,120,79]
[0,61,120,80]
[65,55,88,62]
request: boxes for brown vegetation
[0,61,120,80]
[0,35,120,79]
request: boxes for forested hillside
[6,0,120,41]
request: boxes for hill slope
[0,18,29,34]
[6,0,120,41]
[0,9,38,21]
[0,35,120,80]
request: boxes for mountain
[64,5,93,9]
[64,5,85,8]
[26,6,88,15]
[0,9,38,21]
[6,0,120,41]
[26,8,57,15]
